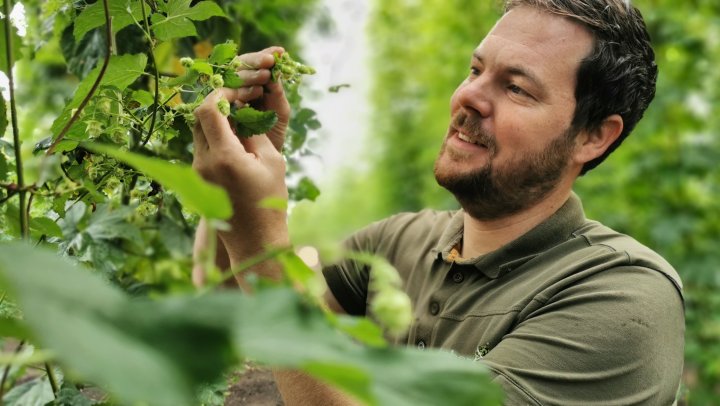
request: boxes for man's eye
[508,84,529,96]
[470,67,480,76]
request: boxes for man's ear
[573,114,624,165]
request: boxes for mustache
[451,109,496,150]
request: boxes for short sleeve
[322,219,389,315]
[482,266,684,405]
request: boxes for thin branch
[44,363,59,398]
[0,340,25,401]
[139,0,160,149]
[46,0,114,155]
[4,0,27,238]
[0,190,16,205]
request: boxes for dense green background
[291,0,720,404]
[0,0,716,403]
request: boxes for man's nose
[453,78,493,119]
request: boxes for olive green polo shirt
[323,194,684,405]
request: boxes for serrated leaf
[221,69,243,89]
[51,54,148,138]
[61,28,106,79]
[209,41,238,65]
[132,89,155,107]
[73,0,146,41]
[54,384,94,406]
[29,217,63,239]
[0,17,22,75]
[230,106,278,137]
[190,60,213,75]
[165,68,200,87]
[150,0,225,41]
[85,204,142,242]
[84,144,232,219]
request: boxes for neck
[461,186,572,258]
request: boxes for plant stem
[4,0,27,238]
[44,362,59,396]
[0,340,25,402]
[46,0,113,155]
[139,0,160,148]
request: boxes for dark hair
[504,0,658,174]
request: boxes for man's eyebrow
[473,53,547,92]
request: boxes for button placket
[452,271,464,283]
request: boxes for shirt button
[429,301,440,315]
[452,272,464,283]
[417,340,426,349]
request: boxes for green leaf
[258,196,288,211]
[234,289,504,406]
[303,362,373,405]
[221,69,243,88]
[276,251,316,288]
[51,54,148,138]
[54,383,94,406]
[85,204,142,242]
[0,242,503,406]
[0,317,31,340]
[0,242,192,406]
[332,315,387,348]
[84,144,232,219]
[165,69,200,87]
[3,375,56,406]
[230,106,278,137]
[0,16,22,75]
[190,60,213,75]
[132,89,155,107]
[291,177,320,202]
[73,0,146,41]
[0,96,7,139]
[0,149,8,181]
[150,0,225,41]
[209,41,238,65]
[29,217,63,239]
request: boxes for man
[192,0,685,404]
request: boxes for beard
[434,109,576,221]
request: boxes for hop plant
[271,52,316,86]
[210,74,224,89]
[351,254,413,337]
[371,290,413,337]
[217,98,231,116]
[180,57,194,69]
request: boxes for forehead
[475,6,594,92]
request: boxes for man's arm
[191,47,359,405]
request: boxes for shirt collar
[433,193,587,279]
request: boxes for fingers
[236,69,272,86]
[194,87,266,149]
[236,46,285,70]
[240,131,279,158]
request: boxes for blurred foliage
[291,0,719,403]
[0,1,509,405]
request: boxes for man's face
[434,6,594,220]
